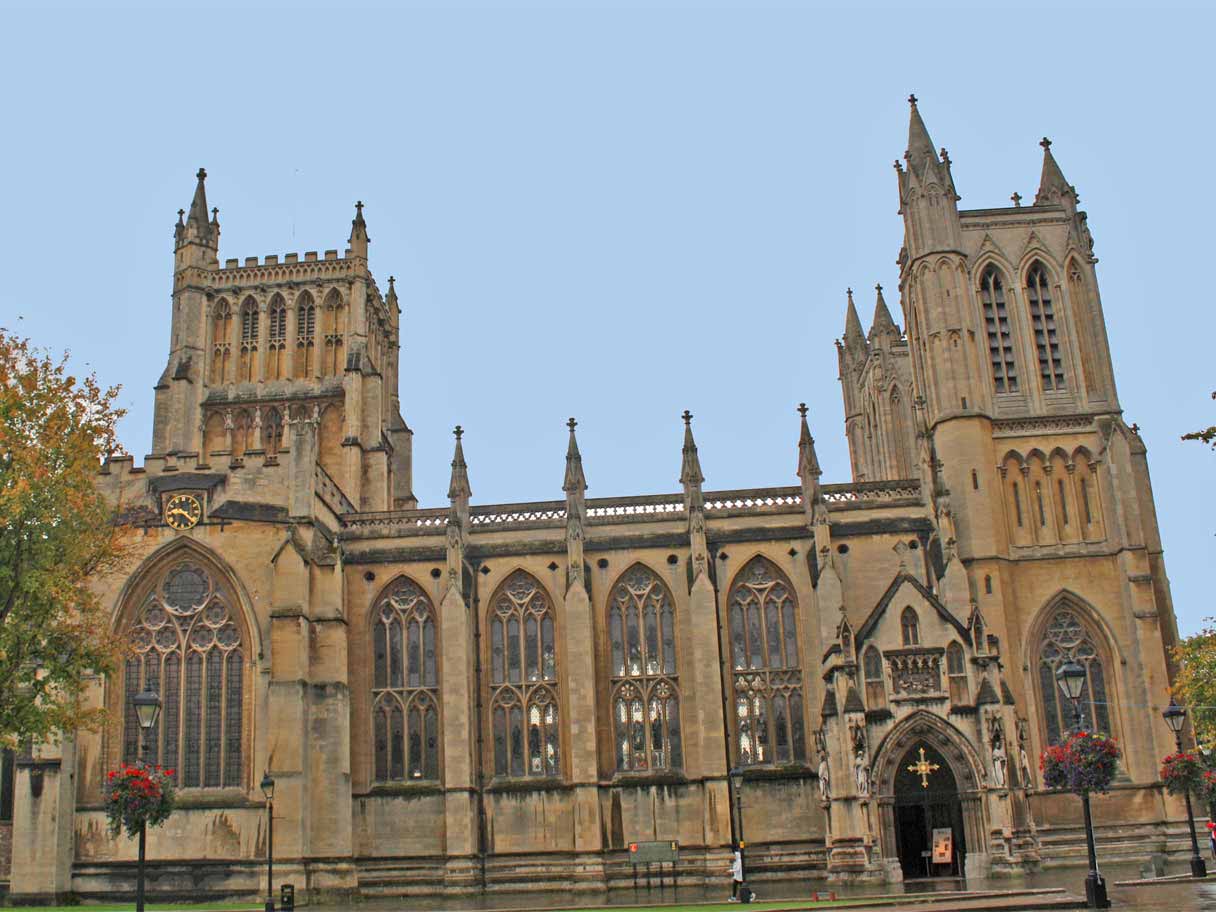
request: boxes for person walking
[729,848,744,901]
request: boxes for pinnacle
[797,402,821,481]
[183,166,212,243]
[905,93,937,166]
[844,288,866,353]
[448,425,471,501]
[870,282,898,340]
[679,410,704,488]
[1035,136,1077,206]
[563,417,587,495]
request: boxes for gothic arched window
[296,292,316,379]
[979,266,1018,393]
[238,297,259,383]
[863,646,886,709]
[728,557,806,766]
[322,290,346,377]
[946,642,969,704]
[264,408,284,457]
[1038,605,1113,745]
[1026,262,1065,392]
[267,294,287,380]
[122,561,246,788]
[371,578,439,781]
[608,565,682,772]
[211,300,232,384]
[488,571,559,778]
[901,606,920,646]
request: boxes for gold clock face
[165,494,202,531]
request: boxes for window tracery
[1038,606,1113,745]
[900,606,920,646]
[371,578,439,781]
[728,557,806,766]
[980,267,1018,393]
[210,300,232,384]
[296,292,316,378]
[608,565,682,772]
[488,571,559,778]
[322,290,345,377]
[238,297,259,383]
[946,642,969,704]
[267,295,287,380]
[863,646,886,709]
[1026,263,1065,392]
[123,561,245,787]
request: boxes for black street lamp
[1163,698,1207,878]
[729,767,746,887]
[261,772,276,912]
[1055,662,1109,909]
[132,690,161,912]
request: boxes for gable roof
[855,571,971,648]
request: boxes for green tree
[1174,620,1216,748]
[1182,391,1216,449]
[0,328,128,749]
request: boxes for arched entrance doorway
[892,743,965,878]
[873,712,988,883]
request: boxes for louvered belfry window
[980,267,1019,393]
[1027,263,1066,391]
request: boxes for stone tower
[150,170,415,511]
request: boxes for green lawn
[3,905,258,912]
[548,898,902,912]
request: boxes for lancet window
[322,290,346,377]
[608,565,682,772]
[488,571,559,778]
[863,646,886,709]
[267,295,287,381]
[1038,606,1113,745]
[371,578,439,781]
[901,606,920,646]
[946,642,969,704]
[296,293,316,379]
[728,557,806,766]
[980,267,1018,393]
[238,297,259,383]
[122,561,246,788]
[1026,263,1065,391]
[210,300,232,384]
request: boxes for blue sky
[1,3,1212,635]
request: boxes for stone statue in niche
[854,749,870,797]
[989,717,1008,788]
[1017,719,1033,789]
[818,756,830,801]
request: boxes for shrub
[103,764,176,838]
[1041,731,1121,795]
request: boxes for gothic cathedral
[4,99,1187,902]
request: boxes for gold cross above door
[907,746,941,788]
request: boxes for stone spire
[386,275,398,308]
[869,282,899,343]
[679,410,704,496]
[843,288,867,358]
[447,425,471,526]
[348,200,369,258]
[563,417,587,495]
[679,411,710,581]
[796,402,821,484]
[905,94,937,167]
[181,167,213,247]
[1034,137,1078,211]
[563,418,588,591]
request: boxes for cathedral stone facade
[5,100,1191,902]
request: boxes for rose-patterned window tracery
[123,562,245,788]
[728,557,806,766]
[608,565,682,772]
[1038,607,1112,744]
[371,577,439,782]
[488,571,559,778]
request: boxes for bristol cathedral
[2,99,1190,902]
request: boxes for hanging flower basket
[103,764,176,838]
[1161,751,1206,796]
[1040,731,1121,795]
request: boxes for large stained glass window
[488,571,559,778]
[1038,606,1113,745]
[372,577,440,781]
[124,561,245,788]
[608,565,682,772]
[728,557,806,766]
[980,266,1019,393]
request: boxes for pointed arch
[606,563,682,772]
[263,407,284,457]
[202,410,225,460]
[295,291,316,378]
[978,263,1019,394]
[238,296,259,383]
[726,555,806,766]
[1065,255,1106,399]
[267,293,287,380]
[863,645,886,709]
[1028,591,1120,746]
[1025,259,1066,392]
[210,299,232,384]
[946,641,968,704]
[486,569,560,778]
[318,402,343,481]
[322,288,345,376]
[900,606,920,646]
[872,710,985,796]
[108,539,257,788]
[370,575,440,782]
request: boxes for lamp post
[729,767,746,886]
[1163,698,1207,878]
[261,772,276,912]
[132,690,161,912]
[1055,661,1109,909]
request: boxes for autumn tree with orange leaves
[0,328,129,748]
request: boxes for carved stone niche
[886,647,945,698]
